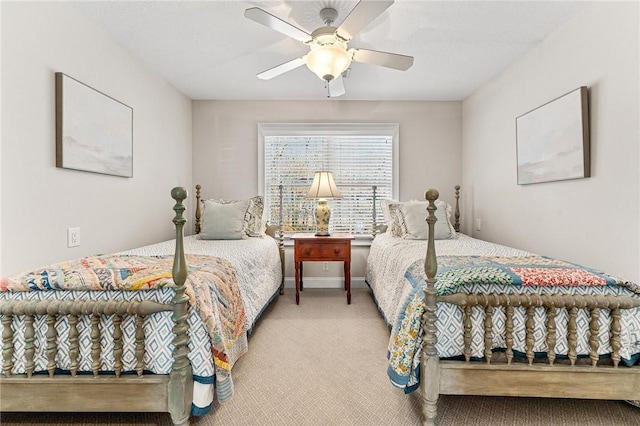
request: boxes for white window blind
[260,124,397,237]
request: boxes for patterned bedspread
[366,233,533,327]
[0,254,248,403]
[118,235,282,332]
[386,255,640,392]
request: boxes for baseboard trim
[283,277,367,289]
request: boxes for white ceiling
[72,1,588,101]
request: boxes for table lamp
[306,171,341,236]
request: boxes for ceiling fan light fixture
[305,43,352,82]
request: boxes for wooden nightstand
[291,233,355,305]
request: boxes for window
[259,123,398,238]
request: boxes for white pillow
[200,199,250,240]
[400,200,456,240]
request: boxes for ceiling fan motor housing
[310,26,344,44]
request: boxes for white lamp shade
[305,45,352,81]
[306,171,342,198]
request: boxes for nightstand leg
[345,260,351,304]
[299,262,304,291]
[344,267,347,290]
[295,261,300,305]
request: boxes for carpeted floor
[2,288,639,426]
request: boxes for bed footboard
[436,292,640,399]
[419,189,640,426]
[0,187,193,426]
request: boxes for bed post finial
[454,185,460,233]
[171,187,188,286]
[195,184,202,234]
[421,188,440,426]
[371,186,377,240]
[168,187,193,425]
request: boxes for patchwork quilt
[387,255,640,392]
[0,254,248,403]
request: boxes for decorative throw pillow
[200,199,249,240]
[389,203,407,237]
[380,199,396,225]
[203,196,265,238]
[244,196,265,237]
[381,200,405,237]
[400,200,456,240]
[440,201,457,236]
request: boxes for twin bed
[367,186,640,425]
[1,182,638,425]
[0,185,285,425]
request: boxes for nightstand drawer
[297,242,349,261]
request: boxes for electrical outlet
[475,219,482,231]
[323,261,329,271]
[67,228,80,247]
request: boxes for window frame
[258,123,399,242]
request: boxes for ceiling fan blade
[336,0,394,41]
[257,57,306,80]
[244,7,311,42]
[352,48,413,71]
[328,75,346,98]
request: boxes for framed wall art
[56,72,133,177]
[516,86,589,185]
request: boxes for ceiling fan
[244,0,414,97]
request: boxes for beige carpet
[2,288,639,426]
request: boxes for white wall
[1,2,193,276]
[192,100,462,280]
[462,2,639,282]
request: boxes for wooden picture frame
[516,86,589,185]
[56,73,133,177]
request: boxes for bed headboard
[193,184,283,239]
[192,184,285,293]
[371,186,378,240]
[371,184,461,238]
[453,185,460,233]
[195,184,202,234]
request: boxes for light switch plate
[67,228,80,247]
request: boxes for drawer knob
[304,248,312,255]
[334,248,341,255]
